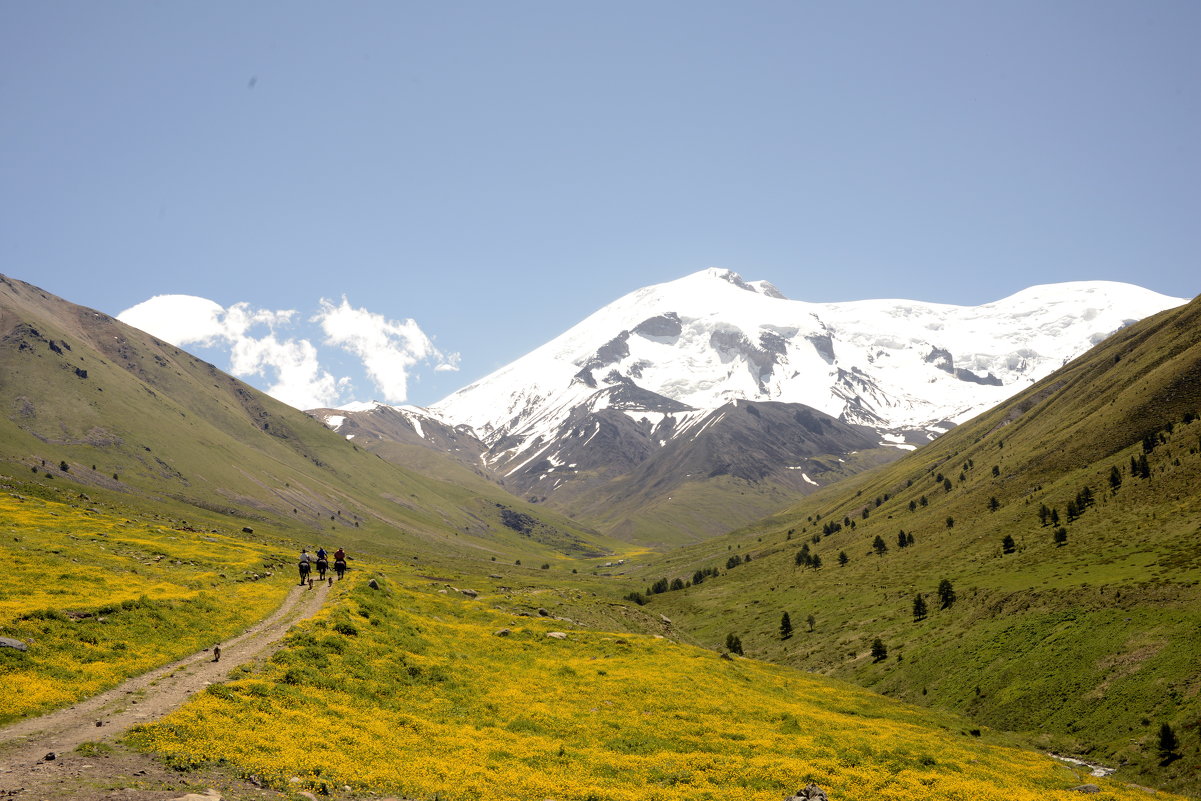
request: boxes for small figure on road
[212,644,221,663]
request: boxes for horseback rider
[333,547,347,579]
[298,548,313,585]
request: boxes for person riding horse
[333,547,347,580]
[298,549,313,585]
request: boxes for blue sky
[3,1,1198,408]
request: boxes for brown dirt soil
[0,578,361,801]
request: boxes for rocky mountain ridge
[312,270,1186,543]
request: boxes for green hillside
[625,295,1201,795]
[0,274,619,565]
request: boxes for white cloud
[227,333,344,410]
[117,294,228,347]
[117,293,457,410]
[117,295,341,409]
[434,352,462,372]
[315,296,459,403]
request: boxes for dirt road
[0,579,332,799]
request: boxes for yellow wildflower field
[132,572,1176,801]
[0,489,290,723]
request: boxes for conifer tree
[1109,465,1122,492]
[988,496,1000,512]
[872,535,888,555]
[1158,722,1179,762]
[912,593,928,621]
[897,530,908,549]
[937,578,956,609]
[1001,534,1016,554]
[1053,527,1068,546]
[1077,486,1094,508]
[780,612,793,640]
[870,638,888,662]
[725,633,743,655]
[837,551,849,567]
[1038,504,1051,526]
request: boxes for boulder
[0,637,28,652]
[1069,785,1102,794]
[494,628,512,637]
[546,632,568,640]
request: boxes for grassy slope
[0,477,289,724]
[0,274,615,565]
[130,567,1184,801]
[547,447,903,549]
[627,296,1201,794]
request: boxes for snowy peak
[431,274,1187,472]
[314,271,1188,544]
[694,267,789,299]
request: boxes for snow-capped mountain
[314,269,1187,544]
[431,268,1185,459]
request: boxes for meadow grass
[129,570,1184,801]
[0,487,289,723]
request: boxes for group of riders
[298,546,347,584]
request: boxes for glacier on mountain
[425,268,1186,470]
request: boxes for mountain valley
[313,269,1187,545]
[0,271,1197,799]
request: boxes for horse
[298,559,311,586]
[316,557,328,580]
[334,559,347,580]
